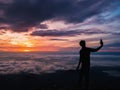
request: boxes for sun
[10,39,34,52]
[10,37,34,47]
[23,49,31,52]
[10,32,32,43]
[4,32,36,52]
[0,30,62,52]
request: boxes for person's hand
[100,39,103,46]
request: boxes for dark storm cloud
[0,26,9,30]
[30,29,103,37]
[31,28,120,37]
[0,0,117,32]
[31,29,81,36]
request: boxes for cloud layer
[31,29,120,37]
[0,52,120,74]
[0,0,115,32]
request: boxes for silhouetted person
[76,39,103,90]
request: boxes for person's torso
[80,47,91,65]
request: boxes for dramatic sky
[0,0,120,52]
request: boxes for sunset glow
[0,0,120,52]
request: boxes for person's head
[79,40,86,47]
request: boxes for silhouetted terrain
[0,66,120,90]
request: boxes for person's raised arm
[89,39,103,52]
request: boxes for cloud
[0,0,13,4]
[0,54,78,74]
[106,42,120,48]
[49,38,69,41]
[0,26,9,30]
[31,29,81,37]
[35,24,48,29]
[0,0,116,32]
[31,28,120,37]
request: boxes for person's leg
[84,67,90,90]
[78,69,84,88]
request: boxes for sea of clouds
[0,52,120,75]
